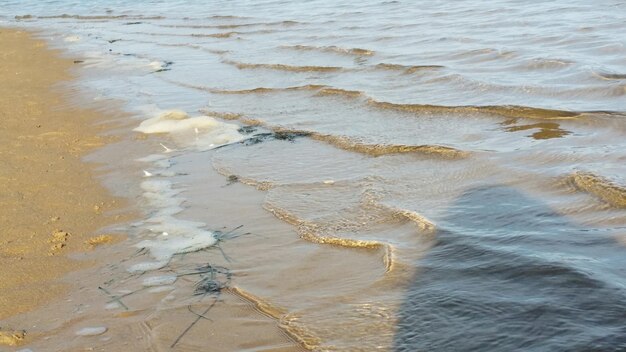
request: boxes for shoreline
[0,28,135,345]
[0,28,310,351]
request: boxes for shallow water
[3,1,626,350]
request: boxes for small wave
[196,84,360,98]
[210,85,325,95]
[14,14,34,20]
[23,14,164,20]
[161,20,301,30]
[300,231,395,272]
[222,59,343,72]
[203,83,583,121]
[450,47,517,61]
[368,100,581,119]
[314,87,364,98]
[280,20,301,26]
[229,287,319,350]
[209,15,250,19]
[213,165,275,191]
[593,71,626,80]
[281,44,375,57]
[375,63,444,74]
[308,132,468,158]
[203,110,266,127]
[220,59,444,75]
[359,192,437,232]
[518,58,574,70]
[266,206,394,272]
[201,111,246,120]
[191,31,238,38]
[391,208,436,231]
[160,23,252,30]
[202,108,469,158]
[566,172,626,208]
[108,30,242,39]
[229,286,286,318]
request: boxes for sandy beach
[0,28,133,345]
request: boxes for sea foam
[75,327,107,336]
[134,110,245,151]
[129,174,218,273]
[128,110,240,273]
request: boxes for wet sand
[0,28,133,344]
[0,28,310,351]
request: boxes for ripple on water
[5,1,625,350]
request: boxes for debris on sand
[85,234,114,248]
[0,329,26,346]
[49,229,71,254]
[75,327,108,336]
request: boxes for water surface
[2,1,625,350]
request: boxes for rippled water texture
[3,0,625,350]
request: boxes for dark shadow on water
[394,185,626,351]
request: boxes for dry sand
[0,28,132,341]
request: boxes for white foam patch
[76,51,169,74]
[105,302,121,310]
[130,229,217,272]
[140,179,184,217]
[149,61,165,71]
[133,110,245,151]
[148,285,176,293]
[142,275,177,287]
[129,111,231,274]
[128,260,169,273]
[129,175,217,273]
[75,327,107,336]
[64,35,81,42]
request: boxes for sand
[0,28,131,322]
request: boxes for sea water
[2,1,625,350]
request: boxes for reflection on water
[395,185,626,351]
[2,0,625,350]
[501,118,571,140]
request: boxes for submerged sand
[0,28,131,327]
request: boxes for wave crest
[282,44,375,56]
[567,172,626,208]
[223,59,342,72]
[229,287,320,350]
[375,63,444,73]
